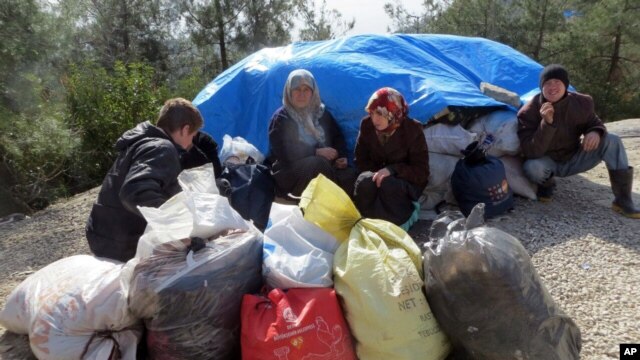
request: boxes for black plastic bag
[128,231,263,360]
[423,204,581,360]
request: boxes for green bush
[64,61,167,188]
[0,104,77,210]
[169,67,212,101]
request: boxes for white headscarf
[283,69,326,146]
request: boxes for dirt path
[1,119,639,360]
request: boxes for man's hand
[334,157,347,169]
[582,131,601,152]
[372,168,391,188]
[316,147,338,161]
[540,102,555,125]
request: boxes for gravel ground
[1,119,639,359]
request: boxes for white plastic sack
[468,110,520,157]
[219,134,265,164]
[500,155,538,200]
[424,124,477,156]
[0,255,141,360]
[185,191,250,238]
[426,152,460,189]
[137,192,193,257]
[421,152,459,210]
[136,166,249,259]
[263,207,339,288]
[266,202,297,229]
[178,163,219,194]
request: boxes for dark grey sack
[423,204,582,360]
[128,232,263,360]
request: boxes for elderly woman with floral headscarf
[268,69,356,200]
[354,87,429,225]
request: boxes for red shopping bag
[241,288,357,360]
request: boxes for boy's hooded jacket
[86,121,183,262]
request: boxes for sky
[323,0,426,35]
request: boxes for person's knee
[602,133,624,151]
[316,157,335,175]
[301,156,334,179]
[356,171,374,183]
[354,171,376,195]
[523,159,553,184]
[379,176,400,192]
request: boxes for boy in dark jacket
[517,64,639,218]
[86,98,204,261]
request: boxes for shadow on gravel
[0,331,35,360]
[408,173,640,255]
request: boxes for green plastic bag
[300,175,450,360]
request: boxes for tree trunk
[120,0,130,59]
[214,0,228,69]
[482,1,489,38]
[533,0,548,60]
[607,24,622,83]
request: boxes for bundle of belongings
[241,287,358,360]
[127,232,262,359]
[0,166,580,360]
[295,174,452,360]
[0,164,263,360]
[421,93,538,216]
[423,203,582,359]
[218,135,275,232]
[129,163,263,359]
[0,255,142,359]
[451,139,514,218]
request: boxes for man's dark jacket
[86,121,183,262]
[517,92,606,162]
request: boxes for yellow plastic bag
[300,175,450,360]
[299,173,359,242]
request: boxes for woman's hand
[316,147,338,161]
[372,168,391,187]
[334,157,347,169]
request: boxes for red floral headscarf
[365,87,409,133]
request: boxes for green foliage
[169,68,212,100]
[553,0,640,121]
[0,0,51,111]
[64,61,167,187]
[182,0,301,72]
[0,0,76,211]
[0,104,77,210]
[59,0,180,69]
[297,0,355,41]
[385,0,640,121]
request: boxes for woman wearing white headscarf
[268,69,356,200]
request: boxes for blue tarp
[194,33,543,157]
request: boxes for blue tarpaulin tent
[193,34,543,157]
